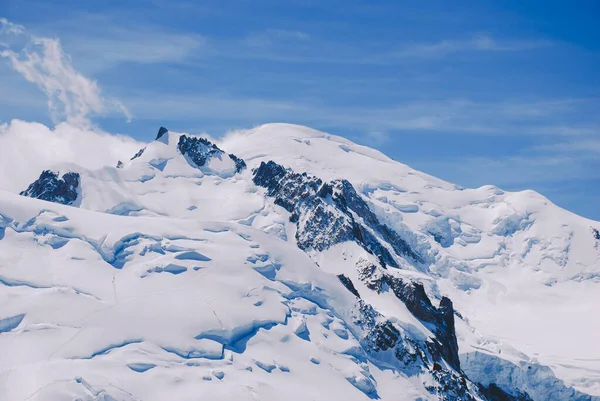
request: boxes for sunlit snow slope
[1,121,598,401]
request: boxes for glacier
[0,122,599,400]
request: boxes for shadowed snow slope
[1,122,599,400]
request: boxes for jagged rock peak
[20,170,80,206]
[178,135,246,173]
[156,126,169,141]
[252,160,421,267]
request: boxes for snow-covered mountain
[1,122,599,401]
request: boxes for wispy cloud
[119,89,599,142]
[245,28,310,48]
[365,131,390,146]
[423,153,597,191]
[301,98,599,138]
[212,33,552,65]
[76,31,204,66]
[393,34,552,59]
[61,28,205,72]
[534,139,600,156]
[0,17,24,35]
[0,17,131,126]
[121,92,303,123]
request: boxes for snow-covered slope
[1,122,599,400]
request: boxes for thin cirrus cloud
[424,153,595,191]
[220,32,553,64]
[119,89,598,143]
[0,17,131,127]
[392,34,552,59]
[62,28,206,71]
[244,28,310,48]
[534,138,600,156]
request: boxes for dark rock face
[355,258,461,371]
[229,153,247,173]
[427,369,479,401]
[252,161,420,267]
[116,160,124,169]
[337,274,361,298]
[353,300,478,400]
[592,227,600,240]
[177,135,246,173]
[156,126,169,141]
[477,383,533,401]
[130,148,145,161]
[20,170,80,206]
[387,277,460,371]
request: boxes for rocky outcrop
[353,300,479,400]
[130,148,145,161]
[228,153,247,173]
[178,135,246,173]
[20,170,80,206]
[337,274,361,298]
[386,277,460,371]
[356,258,461,372]
[252,161,420,267]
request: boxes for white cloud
[0,18,131,127]
[0,17,24,35]
[0,119,143,192]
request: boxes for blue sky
[1,1,599,219]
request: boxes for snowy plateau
[0,122,599,401]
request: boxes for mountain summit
[1,123,599,401]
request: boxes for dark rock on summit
[592,227,600,240]
[252,161,420,267]
[20,170,80,206]
[177,135,246,173]
[156,126,169,141]
[177,135,218,167]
